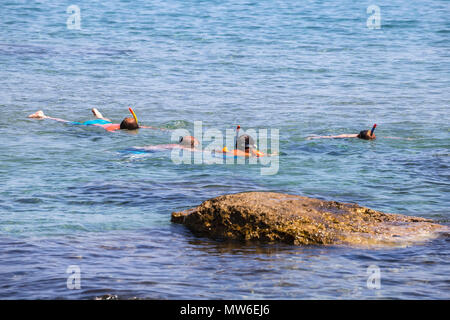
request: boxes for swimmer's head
[357,130,376,140]
[120,117,139,130]
[179,136,199,148]
[236,134,257,152]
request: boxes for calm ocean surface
[0,0,449,299]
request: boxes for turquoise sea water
[0,0,449,299]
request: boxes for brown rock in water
[171,192,447,247]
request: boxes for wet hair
[120,117,139,130]
[357,130,375,140]
[236,134,256,151]
[179,136,199,148]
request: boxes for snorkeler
[28,107,156,131]
[307,124,377,140]
[218,126,265,157]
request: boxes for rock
[171,192,447,247]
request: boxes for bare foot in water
[28,110,46,119]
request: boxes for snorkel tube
[370,124,377,136]
[129,107,139,126]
